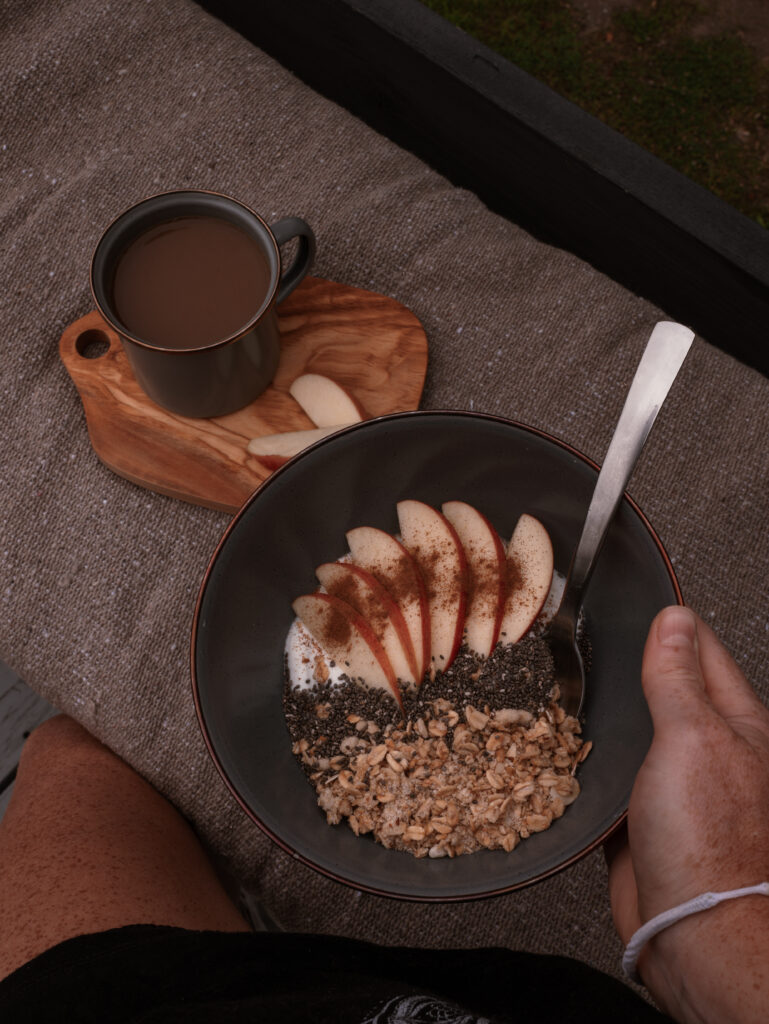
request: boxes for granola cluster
[292,691,591,858]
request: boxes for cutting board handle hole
[75,329,111,360]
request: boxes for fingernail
[657,606,696,648]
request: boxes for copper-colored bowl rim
[89,188,281,354]
[190,409,683,902]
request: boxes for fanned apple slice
[315,561,418,686]
[289,373,365,427]
[441,500,506,658]
[346,526,430,683]
[396,500,467,673]
[498,514,554,645]
[292,593,403,708]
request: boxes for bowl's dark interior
[194,412,680,900]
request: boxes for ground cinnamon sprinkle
[410,544,440,601]
[504,553,524,594]
[323,602,352,649]
[370,553,420,606]
[465,552,503,625]
[409,543,465,614]
[329,574,388,635]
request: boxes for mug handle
[271,217,317,305]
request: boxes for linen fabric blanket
[2,0,768,988]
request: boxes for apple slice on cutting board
[315,561,419,686]
[498,514,554,645]
[441,500,507,658]
[249,375,365,461]
[289,373,366,427]
[346,525,431,684]
[247,425,351,458]
[396,500,467,674]
[292,593,403,708]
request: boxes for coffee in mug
[91,190,316,418]
[111,214,274,350]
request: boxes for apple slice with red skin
[252,453,290,472]
[498,514,554,645]
[346,526,430,684]
[441,500,507,658]
[292,592,403,709]
[396,500,467,674]
[315,561,418,686]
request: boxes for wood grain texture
[60,276,428,513]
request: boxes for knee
[10,715,158,841]
[17,714,114,780]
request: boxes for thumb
[641,606,708,734]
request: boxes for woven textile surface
[2,0,768,988]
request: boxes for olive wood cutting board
[60,276,428,513]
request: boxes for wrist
[638,893,769,1024]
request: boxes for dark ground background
[421,0,769,227]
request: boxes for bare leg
[0,715,248,981]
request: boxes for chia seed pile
[284,633,560,772]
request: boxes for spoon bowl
[545,607,584,719]
[545,321,694,718]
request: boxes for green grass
[420,0,769,226]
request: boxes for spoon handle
[559,321,694,621]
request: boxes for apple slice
[498,514,554,645]
[247,425,353,458]
[253,453,290,472]
[315,561,418,686]
[346,526,430,683]
[289,373,366,427]
[396,500,467,674]
[292,593,403,708]
[441,501,506,658]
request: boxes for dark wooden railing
[198,0,769,377]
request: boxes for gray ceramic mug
[90,190,316,418]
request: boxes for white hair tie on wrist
[622,883,769,984]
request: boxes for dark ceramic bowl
[192,411,681,901]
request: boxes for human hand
[608,605,769,1023]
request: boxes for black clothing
[0,925,673,1022]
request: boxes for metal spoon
[545,321,694,718]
